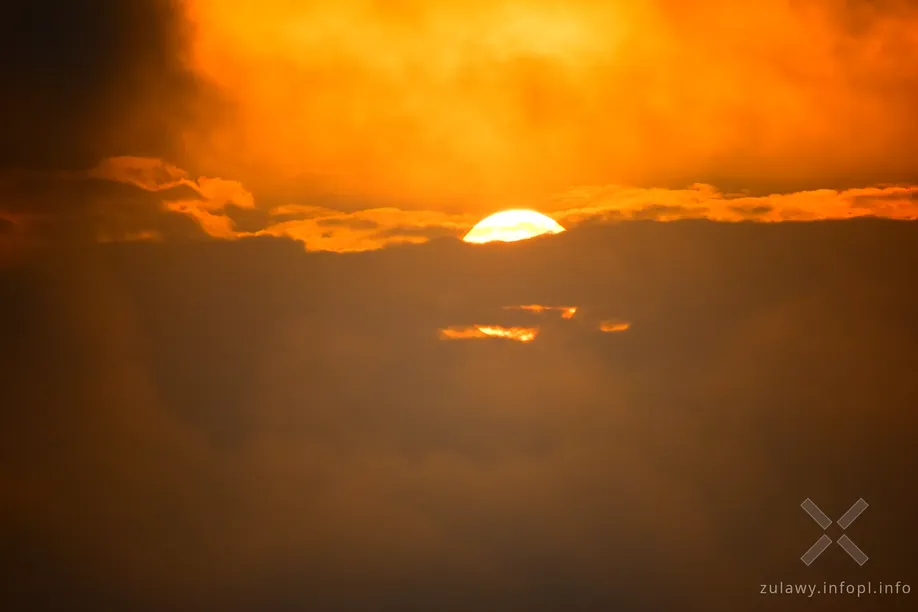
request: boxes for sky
[2,1,918,610]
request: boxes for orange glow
[439,325,539,342]
[179,1,918,212]
[463,210,565,244]
[599,320,631,333]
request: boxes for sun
[462,209,566,244]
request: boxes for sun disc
[462,209,565,244]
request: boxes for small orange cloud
[504,305,578,319]
[439,325,539,343]
[599,320,631,333]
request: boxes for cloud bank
[2,220,917,610]
[3,157,917,255]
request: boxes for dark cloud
[0,172,208,244]
[316,217,380,230]
[373,224,465,240]
[223,204,274,234]
[628,203,707,221]
[0,0,210,172]
[729,203,774,218]
[1,219,916,610]
[852,189,918,208]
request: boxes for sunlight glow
[462,209,565,244]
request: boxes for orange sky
[3,0,918,254]
[176,0,918,212]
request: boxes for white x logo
[801,498,869,566]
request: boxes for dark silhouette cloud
[373,224,467,240]
[1,220,916,610]
[0,0,212,171]
[0,171,207,247]
[316,218,380,230]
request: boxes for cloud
[242,180,918,252]
[258,204,477,252]
[6,156,918,252]
[437,305,620,342]
[439,324,539,342]
[0,0,212,171]
[179,0,918,207]
[0,167,207,247]
[0,158,259,245]
[599,320,631,333]
[86,156,193,192]
[504,304,578,319]
[316,217,380,230]
[373,224,464,241]
[2,219,917,609]
[550,184,918,224]
[93,162,917,245]
[85,156,257,239]
[98,167,918,247]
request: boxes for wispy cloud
[229,180,918,251]
[258,205,477,252]
[8,157,918,252]
[504,305,578,319]
[82,156,257,239]
[599,320,631,333]
[439,325,539,343]
[550,184,918,224]
[439,306,630,343]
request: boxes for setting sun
[462,209,565,244]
